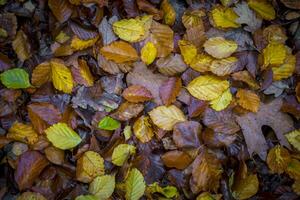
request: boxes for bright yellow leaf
[272,54,296,81]
[262,43,287,69]
[210,88,232,111]
[190,54,213,72]
[50,59,73,93]
[7,122,38,145]
[236,89,260,112]
[285,130,300,152]
[204,37,238,59]
[187,75,230,101]
[161,0,176,26]
[141,42,157,65]
[248,0,276,20]
[133,115,154,143]
[211,5,240,28]
[149,105,186,131]
[76,151,105,183]
[210,56,238,76]
[71,35,99,51]
[178,40,197,65]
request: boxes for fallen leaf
[285,130,300,151]
[112,102,144,121]
[136,0,163,20]
[178,40,197,65]
[292,180,300,195]
[51,59,74,93]
[182,10,205,29]
[48,0,73,23]
[0,68,31,89]
[286,158,300,180]
[232,70,260,90]
[89,175,115,200]
[189,54,213,72]
[147,182,178,198]
[141,42,157,65]
[133,115,154,143]
[280,0,300,9]
[99,16,118,45]
[183,25,207,51]
[31,62,51,87]
[161,150,192,169]
[7,122,38,145]
[75,195,98,200]
[262,43,287,69]
[210,57,238,76]
[125,168,146,200]
[263,25,287,44]
[76,151,105,183]
[161,0,176,26]
[210,88,232,111]
[204,37,238,59]
[156,54,188,76]
[98,116,120,130]
[248,0,275,20]
[159,77,182,106]
[173,121,201,149]
[70,36,99,51]
[17,192,47,200]
[211,5,240,29]
[71,58,94,87]
[272,54,296,81]
[12,30,31,62]
[267,145,291,174]
[236,89,260,113]
[44,146,65,165]
[97,54,131,75]
[149,105,186,131]
[263,81,289,97]
[112,144,136,166]
[122,85,153,103]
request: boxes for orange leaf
[122,85,153,103]
[236,89,260,112]
[267,145,291,174]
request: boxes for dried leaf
[149,105,186,131]
[210,57,238,76]
[99,16,118,45]
[122,85,153,103]
[0,68,31,89]
[173,121,201,149]
[100,41,139,63]
[98,116,120,130]
[161,150,192,169]
[232,70,260,90]
[267,145,291,174]
[156,54,188,76]
[211,5,240,29]
[12,30,31,62]
[272,54,296,81]
[161,0,176,26]
[71,59,94,87]
[31,62,51,87]
[89,175,115,200]
[189,54,213,72]
[183,25,206,50]
[204,37,238,59]
[210,88,232,111]
[44,146,65,165]
[141,42,157,65]
[285,130,300,151]
[248,0,275,20]
[178,40,197,65]
[7,122,38,145]
[280,0,300,9]
[137,0,163,20]
[112,102,144,121]
[262,43,287,69]
[159,77,182,106]
[51,59,74,93]
[182,10,205,29]
[112,144,136,166]
[125,168,146,200]
[70,36,99,51]
[236,89,260,113]
[133,115,154,143]
[76,151,105,183]
[48,0,73,23]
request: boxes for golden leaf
[248,0,275,20]
[189,54,213,72]
[178,40,197,65]
[204,37,238,59]
[285,130,300,152]
[71,59,94,87]
[236,89,260,112]
[232,174,259,200]
[211,5,240,28]
[210,88,232,111]
[31,62,52,87]
[210,56,238,76]
[133,115,154,143]
[267,145,291,174]
[187,75,230,101]
[12,30,31,62]
[148,105,186,131]
[262,43,287,69]
[100,41,139,63]
[7,122,38,145]
[232,70,260,90]
[161,0,176,26]
[71,35,99,51]
[50,59,74,93]
[272,54,296,81]
[182,10,205,29]
[76,151,105,183]
[141,42,157,65]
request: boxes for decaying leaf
[48,0,72,23]
[267,145,291,174]
[236,89,260,113]
[112,102,144,121]
[71,58,94,87]
[133,115,154,143]
[204,37,238,59]
[159,77,182,106]
[161,150,192,169]
[44,146,65,165]
[173,121,201,149]
[232,70,260,90]
[7,122,38,145]
[122,85,153,103]
[70,36,99,51]
[12,30,31,62]
[99,16,118,46]
[156,54,188,76]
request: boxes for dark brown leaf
[0,53,12,72]
[173,121,201,149]
[137,0,163,20]
[70,21,98,40]
[111,101,144,121]
[159,77,182,106]
[122,0,139,18]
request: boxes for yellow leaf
[187,75,230,101]
[178,40,197,65]
[76,151,105,183]
[232,173,259,200]
[262,43,287,69]
[45,122,82,150]
[236,89,260,112]
[148,105,186,131]
[141,42,157,65]
[182,10,205,29]
[71,35,99,51]
[204,37,238,59]
[210,56,238,76]
[211,5,240,28]
[189,54,213,72]
[267,145,291,174]
[133,115,154,143]
[7,122,38,145]
[272,54,296,81]
[286,159,300,180]
[161,0,176,26]
[112,144,136,166]
[285,130,300,152]
[100,41,139,63]
[248,0,275,20]
[31,62,52,87]
[210,88,232,111]
[263,25,287,44]
[50,59,74,93]
[113,15,152,42]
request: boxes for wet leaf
[7,122,38,145]
[204,37,238,59]
[12,30,31,62]
[133,115,154,143]
[267,145,291,174]
[51,59,73,93]
[0,68,31,89]
[248,0,275,20]
[76,151,105,183]
[159,77,182,106]
[161,0,176,26]
[31,62,51,87]
[141,42,157,65]
[210,88,232,111]
[125,168,146,200]
[45,123,82,150]
[112,144,136,166]
[48,0,73,23]
[211,5,240,29]
[161,150,192,169]
[89,175,115,200]
[98,116,120,130]
[285,130,300,151]
[122,85,153,103]
[149,105,186,131]
[236,89,260,113]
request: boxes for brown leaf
[12,30,31,62]
[0,136,12,149]
[173,121,201,150]
[0,13,17,42]
[231,70,260,90]
[31,62,52,87]
[122,0,139,18]
[203,108,240,135]
[15,151,49,190]
[112,102,144,121]
[161,150,193,169]
[71,58,94,87]
[236,89,260,113]
[48,0,73,23]
[126,62,167,104]
[45,146,65,165]
[266,145,291,174]
[202,128,237,148]
[122,85,153,103]
[188,97,208,118]
[236,98,294,160]
[159,77,182,106]
[234,51,258,77]
[280,0,300,9]
[281,95,300,119]
[0,53,12,72]
[183,25,206,51]
[137,0,163,20]
[97,54,131,74]
[156,54,188,76]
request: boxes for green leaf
[89,175,115,200]
[75,195,98,200]
[112,144,136,166]
[125,168,146,200]
[0,68,31,89]
[124,125,132,141]
[98,116,120,131]
[285,130,300,151]
[148,182,178,198]
[45,123,82,150]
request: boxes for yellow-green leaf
[187,75,230,101]
[248,0,275,20]
[71,36,99,51]
[112,144,136,166]
[45,122,82,150]
[285,130,300,152]
[141,42,157,65]
[0,68,31,89]
[148,105,186,131]
[75,195,98,200]
[204,37,238,59]
[210,88,232,111]
[124,125,132,141]
[17,192,47,200]
[89,175,115,200]
[211,5,240,28]
[161,0,176,26]
[50,59,73,93]
[148,182,178,198]
[125,168,146,200]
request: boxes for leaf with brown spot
[14,151,49,190]
[122,85,153,103]
[112,102,144,121]
[266,145,291,174]
[161,150,192,169]
[159,77,182,106]
[173,121,201,150]
[12,30,31,62]
[48,0,73,23]
[133,115,154,143]
[31,62,52,87]
[71,58,94,87]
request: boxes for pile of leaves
[0,0,300,199]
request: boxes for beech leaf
[0,68,31,89]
